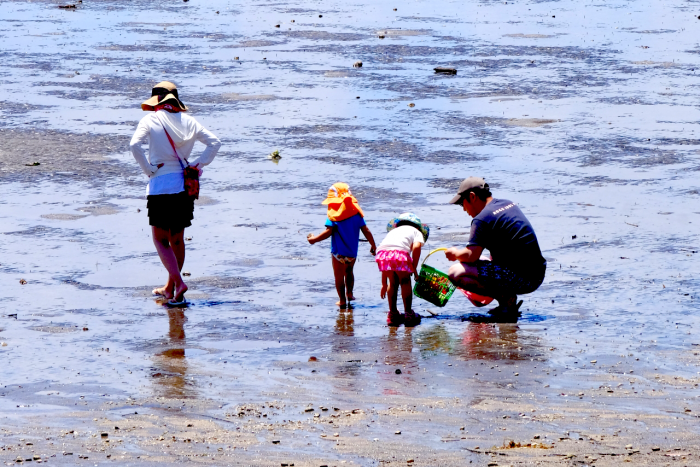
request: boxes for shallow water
[2,0,700,464]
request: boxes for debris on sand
[268,150,282,164]
[434,67,457,74]
[309,356,318,361]
[408,103,415,107]
[25,162,40,166]
[378,35,385,39]
[353,61,363,68]
[19,279,27,285]
[58,4,77,9]
[505,118,557,128]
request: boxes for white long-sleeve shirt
[130,111,221,195]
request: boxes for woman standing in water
[130,81,221,306]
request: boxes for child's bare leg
[331,256,347,307]
[387,272,400,314]
[380,272,389,299]
[345,260,356,301]
[397,272,413,314]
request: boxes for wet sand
[2,0,700,465]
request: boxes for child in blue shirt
[307,183,377,308]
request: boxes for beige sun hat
[141,81,188,111]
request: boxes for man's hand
[445,247,459,262]
[444,245,484,264]
[307,233,315,245]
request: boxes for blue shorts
[474,260,545,297]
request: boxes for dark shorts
[147,191,194,232]
[475,260,545,297]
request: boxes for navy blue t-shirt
[467,199,546,274]
[325,214,366,257]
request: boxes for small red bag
[182,165,200,200]
[157,115,200,199]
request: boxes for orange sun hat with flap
[322,182,364,222]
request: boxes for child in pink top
[375,213,429,327]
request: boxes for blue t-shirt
[467,199,546,274]
[325,214,366,257]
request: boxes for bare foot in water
[347,294,356,301]
[335,300,347,308]
[152,286,173,299]
[171,283,188,303]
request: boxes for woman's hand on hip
[149,163,165,178]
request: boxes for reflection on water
[151,310,197,399]
[334,309,354,339]
[331,309,361,389]
[385,327,417,367]
[416,323,545,362]
[378,327,419,396]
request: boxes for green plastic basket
[413,248,456,307]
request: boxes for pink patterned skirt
[375,249,415,273]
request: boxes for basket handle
[421,247,447,267]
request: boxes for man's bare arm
[445,245,483,263]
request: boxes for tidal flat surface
[1,0,700,465]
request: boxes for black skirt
[147,191,195,232]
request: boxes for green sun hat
[386,212,430,242]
